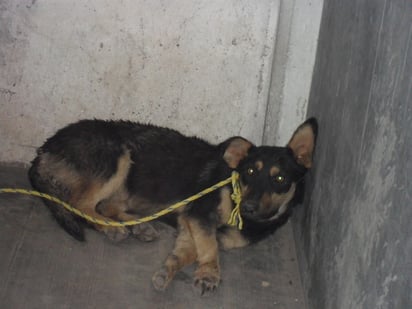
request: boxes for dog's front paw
[152,266,172,291]
[131,222,159,242]
[193,271,220,295]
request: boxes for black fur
[29,120,224,238]
[28,118,317,293]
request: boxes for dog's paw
[131,222,159,242]
[193,273,220,296]
[102,226,130,242]
[152,267,171,291]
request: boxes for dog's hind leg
[29,155,86,241]
[72,151,133,242]
[152,216,197,291]
[75,195,130,242]
[30,147,133,241]
[97,199,159,242]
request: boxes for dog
[28,117,317,294]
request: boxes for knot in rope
[228,171,243,230]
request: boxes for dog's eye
[247,167,255,175]
[274,175,285,183]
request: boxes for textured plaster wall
[0,0,324,164]
[263,0,323,145]
[1,0,281,163]
[294,0,412,308]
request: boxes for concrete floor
[0,164,307,309]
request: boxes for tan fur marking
[288,125,315,168]
[170,217,197,267]
[260,183,296,219]
[188,220,218,264]
[223,138,253,168]
[218,228,249,250]
[269,166,280,177]
[255,160,264,171]
[186,218,220,290]
[217,188,233,225]
[72,151,132,236]
[163,217,197,273]
[97,188,129,218]
[153,216,197,290]
[38,153,84,189]
[98,199,136,221]
[75,151,131,210]
[95,150,132,203]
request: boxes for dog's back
[28,119,228,240]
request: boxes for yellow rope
[227,171,243,230]
[0,171,243,229]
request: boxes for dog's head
[223,118,317,222]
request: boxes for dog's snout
[241,200,259,214]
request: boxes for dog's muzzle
[240,200,259,216]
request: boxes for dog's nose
[241,200,259,214]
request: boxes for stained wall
[1,0,282,163]
[294,0,412,308]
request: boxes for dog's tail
[28,157,85,241]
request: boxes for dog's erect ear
[287,118,318,168]
[223,137,253,168]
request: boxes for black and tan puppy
[28,118,317,294]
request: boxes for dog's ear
[287,118,318,168]
[222,137,253,168]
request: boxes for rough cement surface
[263,0,323,146]
[0,0,279,163]
[0,165,307,309]
[293,0,412,308]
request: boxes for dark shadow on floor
[0,164,307,309]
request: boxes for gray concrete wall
[0,0,323,164]
[294,0,412,308]
[263,0,323,146]
[1,0,281,163]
